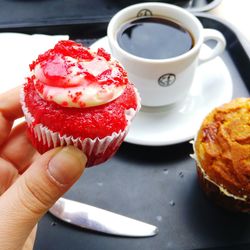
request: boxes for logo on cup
[137,9,153,17]
[158,73,176,87]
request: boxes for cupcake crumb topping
[30,40,128,108]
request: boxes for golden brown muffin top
[195,98,250,200]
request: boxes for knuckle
[0,158,17,195]
[18,176,56,216]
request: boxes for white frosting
[33,53,127,108]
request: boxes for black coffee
[117,17,194,60]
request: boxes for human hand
[0,87,87,250]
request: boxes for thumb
[0,146,86,249]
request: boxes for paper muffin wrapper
[197,166,250,213]
[190,140,250,213]
[20,85,141,167]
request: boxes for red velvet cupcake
[20,40,140,167]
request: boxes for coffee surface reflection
[117,17,194,60]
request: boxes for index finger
[0,86,23,146]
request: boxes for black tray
[0,0,221,28]
[1,12,249,250]
[37,14,249,250]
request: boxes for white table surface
[209,0,250,42]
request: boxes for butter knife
[49,198,159,237]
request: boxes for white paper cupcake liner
[20,84,140,166]
[190,139,248,202]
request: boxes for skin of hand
[0,87,87,250]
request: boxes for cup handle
[199,28,226,63]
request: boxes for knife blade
[49,198,159,237]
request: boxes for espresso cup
[107,2,226,107]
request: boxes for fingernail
[47,146,87,185]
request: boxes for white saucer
[90,37,233,146]
[96,37,232,146]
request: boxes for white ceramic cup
[107,2,226,107]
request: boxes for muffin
[193,98,250,213]
[20,40,140,167]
